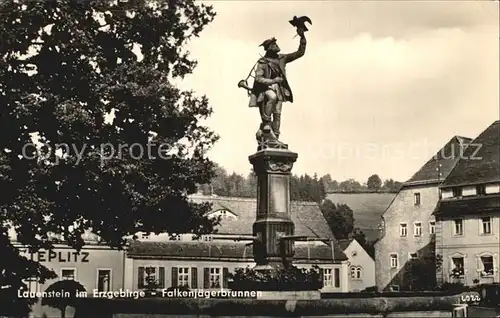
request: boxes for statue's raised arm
[282,17,310,63]
[237,16,311,150]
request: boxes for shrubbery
[228,265,322,291]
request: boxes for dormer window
[441,188,454,199]
[207,209,237,220]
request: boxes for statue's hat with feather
[259,37,277,50]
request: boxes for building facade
[15,242,125,318]
[375,136,471,291]
[124,240,349,292]
[338,238,375,291]
[126,195,350,293]
[435,120,500,286]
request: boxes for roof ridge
[453,135,473,140]
[404,135,470,184]
[440,120,500,186]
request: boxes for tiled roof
[127,240,348,262]
[441,121,500,187]
[337,238,354,251]
[434,194,500,217]
[325,193,395,242]
[404,136,473,186]
[189,195,335,240]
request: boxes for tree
[403,254,443,291]
[309,173,325,203]
[0,0,218,314]
[367,174,382,192]
[319,200,354,240]
[350,228,374,258]
[382,179,403,192]
[290,174,300,201]
[41,280,86,318]
[338,179,364,192]
[320,174,333,191]
[243,171,257,198]
[211,163,230,196]
[210,166,255,198]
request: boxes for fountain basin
[72,292,472,317]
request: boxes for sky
[177,0,499,183]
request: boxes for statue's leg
[261,90,277,133]
[272,101,283,139]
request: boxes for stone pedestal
[249,148,298,270]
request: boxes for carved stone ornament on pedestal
[256,124,289,151]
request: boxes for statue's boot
[262,123,272,134]
[263,124,286,147]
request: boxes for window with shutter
[223,268,229,289]
[334,268,340,288]
[191,267,198,289]
[171,267,178,287]
[158,267,165,288]
[138,267,145,289]
[203,268,210,289]
[320,268,325,287]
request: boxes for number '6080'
[461,294,481,303]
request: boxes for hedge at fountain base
[228,265,322,291]
[256,290,321,300]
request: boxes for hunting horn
[238,59,259,94]
[237,79,252,92]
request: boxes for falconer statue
[238,16,311,149]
